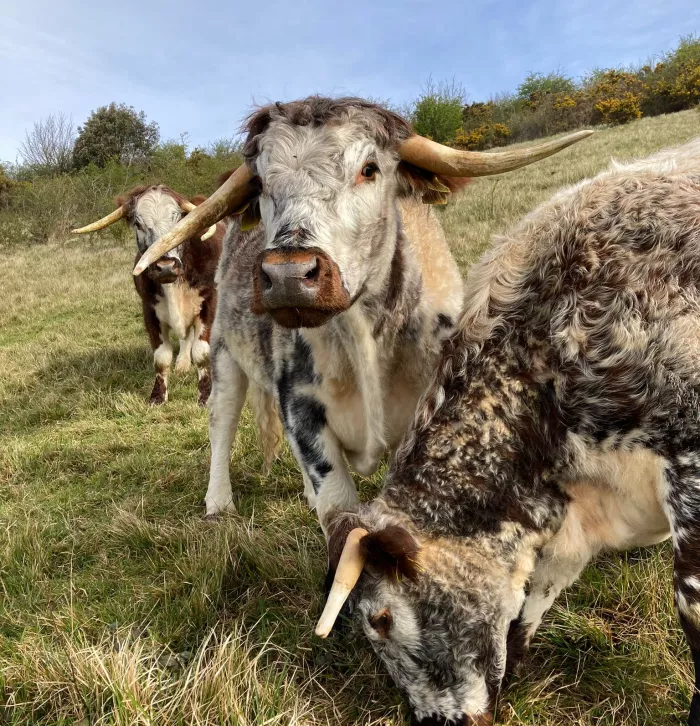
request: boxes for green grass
[1,109,699,725]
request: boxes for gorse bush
[3,34,699,247]
[587,70,646,125]
[404,35,700,150]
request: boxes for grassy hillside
[1,109,699,726]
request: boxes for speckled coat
[327,137,700,725]
[203,99,464,527]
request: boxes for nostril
[304,258,320,282]
[261,268,273,291]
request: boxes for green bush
[73,103,160,169]
[517,71,577,108]
[411,79,465,143]
[0,142,243,246]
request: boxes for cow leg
[150,322,173,405]
[665,460,700,725]
[506,502,596,677]
[205,339,248,517]
[275,370,358,535]
[174,328,194,374]
[193,307,213,407]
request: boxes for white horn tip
[314,625,331,639]
[133,260,148,276]
[200,224,217,241]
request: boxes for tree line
[0,35,698,245]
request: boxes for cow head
[132,97,593,327]
[317,515,528,725]
[72,186,216,284]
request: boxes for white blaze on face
[133,188,184,260]
[254,121,401,300]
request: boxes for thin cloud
[2,0,698,162]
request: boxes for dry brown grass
[1,109,699,725]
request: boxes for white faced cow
[74,186,222,405]
[133,97,591,532]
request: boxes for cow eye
[369,608,392,638]
[360,162,379,179]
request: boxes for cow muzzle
[148,257,183,284]
[252,247,351,328]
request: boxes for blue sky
[2,0,698,162]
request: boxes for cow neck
[378,334,570,542]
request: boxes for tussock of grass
[1,110,699,724]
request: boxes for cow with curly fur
[314,137,700,725]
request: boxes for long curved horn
[315,527,368,638]
[134,164,256,276]
[178,199,217,241]
[399,130,594,177]
[72,205,127,234]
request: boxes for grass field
[1,109,699,726]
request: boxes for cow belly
[562,448,671,553]
[155,282,203,339]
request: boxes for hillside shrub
[642,35,700,114]
[586,70,646,125]
[411,79,466,143]
[0,143,243,246]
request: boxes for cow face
[327,523,525,725]
[245,102,417,329]
[129,187,185,284]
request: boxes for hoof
[204,497,236,519]
[174,359,192,375]
[149,375,168,405]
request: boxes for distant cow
[73,187,222,406]
[132,96,591,527]
[316,137,700,725]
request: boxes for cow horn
[178,199,217,241]
[134,164,256,276]
[398,130,594,177]
[72,205,127,234]
[315,527,368,638]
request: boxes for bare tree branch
[18,113,75,175]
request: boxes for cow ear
[360,525,421,582]
[396,162,472,205]
[189,195,207,206]
[234,198,261,231]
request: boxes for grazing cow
[316,137,700,725]
[73,186,223,406]
[132,97,591,526]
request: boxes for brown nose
[260,253,320,309]
[251,247,352,329]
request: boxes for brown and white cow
[132,97,591,530]
[73,186,222,406]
